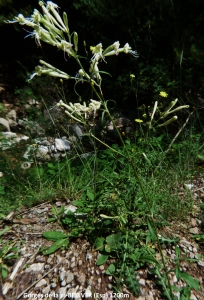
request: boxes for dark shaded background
[0,0,204,114]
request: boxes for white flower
[21,162,32,170]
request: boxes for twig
[154,111,194,174]
[165,110,194,155]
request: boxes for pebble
[76,273,86,286]
[25,263,45,273]
[66,271,74,284]
[35,278,47,288]
[61,279,67,287]
[197,260,204,267]
[189,227,199,234]
[42,285,50,294]
[78,259,82,266]
[139,278,146,286]
[71,261,76,268]
[58,287,67,300]
[190,218,197,227]
[59,271,66,281]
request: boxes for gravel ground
[1,177,204,300]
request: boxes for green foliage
[0,231,20,279]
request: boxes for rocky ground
[0,175,204,300]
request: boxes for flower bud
[73,32,78,53]
[157,116,178,127]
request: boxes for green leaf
[180,286,191,300]
[47,170,55,175]
[71,200,84,207]
[47,163,54,168]
[139,254,158,264]
[42,231,68,242]
[1,264,8,279]
[180,272,200,290]
[175,246,180,258]
[87,190,94,201]
[52,205,58,216]
[147,219,157,242]
[105,244,111,253]
[175,265,181,280]
[197,154,204,161]
[48,217,56,222]
[42,238,69,255]
[96,254,109,265]
[0,226,10,236]
[94,237,105,250]
[106,233,122,250]
[106,263,115,275]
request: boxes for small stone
[71,261,76,268]
[35,278,47,288]
[47,257,53,264]
[78,260,82,266]
[190,294,197,300]
[51,282,57,288]
[192,247,197,253]
[189,227,199,234]
[56,255,64,263]
[98,278,101,284]
[86,253,92,261]
[146,296,154,300]
[61,280,67,287]
[190,218,197,227]
[35,255,46,263]
[198,260,204,267]
[66,271,74,284]
[99,265,104,271]
[55,138,71,151]
[25,263,45,273]
[76,273,86,286]
[42,285,50,294]
[107,284,112,289]
[139,278,146,286]
[59,271,66,281]
[58,287,67,300]
[44,264,50,270]
[71,256,76,263]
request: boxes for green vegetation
[0,1,204,299]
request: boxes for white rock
[25,263,45,273]
[58,287,67,300]
[1,131,16,138]
[35,278,47,288]
[0,117,10,131]
[66,271,74,284]
[184,183,194,190]
[72,124,84,138]
[42,285,50,294]
[64,205,77,214]
[35,145,50,161]
[59,271,66,281]
[6,109,16,120]
[198,260,204,267]
[55,138,71,151]
[189,227,199,234]
[139,278,146,286]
